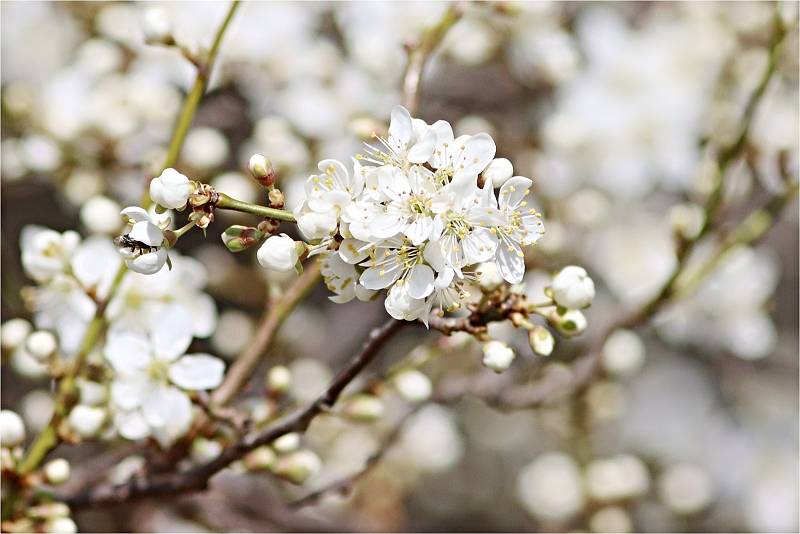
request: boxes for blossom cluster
[291,105,545,322]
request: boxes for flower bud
[272,432,301,454]
[190,438,223,464]
[43,458,70,485]
[482,158,513,187]
[0,409,26,447]
[266,366,292,396]
[67,405,106,438]
[272,450,321,485]
[528,325,554,356]
[257,234,302,273]
[149,168,192,209]
[551,266,595,309]
[244,446,277,471]
[25,330,57,360]
[141,6,173,44]
[342,394,384,422]
[44,517,77,534]
[669,203,705,241]
[248,154,275,188]
[482,341,516,373]
[393,369,432,403]
[549,309,587,338]
[221,225,263,253]
[477,261,504,291]
[2,318,32,351]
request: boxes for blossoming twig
[64,318,406,508]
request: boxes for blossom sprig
[292,105,546,324]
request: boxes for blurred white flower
[68,405,106,439]
[658,463,713,515]
[80,196,123,235]
[21,226,81,283]
[551,265,596,309]
[517,452,585,523]
[0,409,26,447]
[482,340,515,372]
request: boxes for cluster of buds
[242,431,322,486]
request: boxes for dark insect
[114,234,159,257]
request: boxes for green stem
[18,263,128,475]
[215,193,297,222]
[142,0,241,207]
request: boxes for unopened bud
[26,330,57,360]
[549,308,587,338]
[44,517,77,534]
[482,340,516,372]
[257,219,280,235]
[551,265,595,309]
[272,449,321,485]
[268,188,285,209]
[272,432,301,454]
[1,409,26,447]
[342,394,384,422]
[266,366,292,396]
[43,458,70,485]
[669,203,705,241]
[528,325,555,356]
[67,405,106,438]
[393,369,432,403]
[248,154,275,188]
[141,6,173,44]
[221,225,264,253]
[2,318,32,351]
[190,437,223,464]
[244,446,277,471]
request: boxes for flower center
[146,359,169,383]
[408,194,431,215]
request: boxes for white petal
[151,306,193,361]
[406,264,435,299]
[389,105,413,145]
[498,176,533,211]
[495,242,525,284]
[150,388,193,447]
[408,127,436,163]
[370,213,405,239]
[359,265,401,290]
[105,330,151,373]
[114,410,151,440]
[141,386,174,428]
[127,249,168,275]
[455,133,496,180]
[338,239,370,264]
[405,216,433,246]
[168,353,225,390]
[378,167,411,202]
[111,376,152,411]
[120,207,150,223]
[189,294,217,338]
[128,221,164,247]
[462,228,498,264]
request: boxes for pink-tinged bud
[248,154,275,188]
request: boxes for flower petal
[406,264,435,299]
[405,216,433,246]
[114,410,151,440]
[495,241,525,284]
[105,330,151,374]
[498,176,533,211]
[128,221,164,247]
[151,306,193,361]
[389,105,413,145]
[168,353,225,390]
[120,207,150,223]
[359,265,401,290]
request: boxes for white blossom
[149,168,192,209]
[116,207,169,275]
[104,308,224,446]
[21,226,81,283]
[257,234,301,272]
[552,265,596,309]
[68,405,106,438]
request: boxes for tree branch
[64,318,406,509]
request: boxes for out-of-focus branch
[211,262,321,406]
[64,318,406,508]
[142,0,241,207]
[17,263,127,475]
[290,406,419,508]
[401,3,463,115]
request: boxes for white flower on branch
[551,265,596,309]
[104,308,224,446]
[116,207,169,275]
[257,234,303,273]
[289,105,546,323]
[21,226,81,283]
[149,168,192,209]
[482,340,516,372]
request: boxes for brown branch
[64,318,406,509]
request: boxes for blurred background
[1,1,798,532]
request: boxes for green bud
[243,446,277,471]
[271,450,321,485]
[528,325,555,356]
[341,394,384,422]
